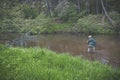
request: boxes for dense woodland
[0,0,120,34]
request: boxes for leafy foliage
[0,0,120,34]
[110,11,120,32]
[55,1,77,21]
[76,15,116,34]
[22,4,39,19]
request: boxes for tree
[95,0,100,14]
[45,0,52,17]
[77,0,81,13]
[101,0,114,26]
[0,0,19,19]
[86,0,90,13]
[55,0,77,21]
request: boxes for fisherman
[87,35,96,53]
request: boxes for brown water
[0,33,120,68]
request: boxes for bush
[22,5,39,19]
[55,1,77,21]
[110,11,120,33]
[76,15,116,34]
[30,13,54,34]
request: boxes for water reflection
[0,33,120,68]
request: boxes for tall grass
[0,45,120,80]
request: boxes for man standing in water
[87,35,96,53]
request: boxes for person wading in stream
[87,35,96,53]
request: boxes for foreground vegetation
[0,45,120,80]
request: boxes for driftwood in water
[5,37,27,47]
[5,32,31,47]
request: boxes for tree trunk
[96,0,99,14]
[77,0,80,13]
[45,0,52,17]
[101,0,114,26]
[86,0,90,13]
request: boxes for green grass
[0,45,120,80]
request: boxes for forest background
[0,0,120,34]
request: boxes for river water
[0,33,120,68]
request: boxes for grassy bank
[0,45,120,80]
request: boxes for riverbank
[0,45,120,80]
[0,14,119,35]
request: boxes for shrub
[76,15,116,34]
[22,5,39,19]
[109,11,120,33]
[55,1,77,21]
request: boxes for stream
[0,33,120,68]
